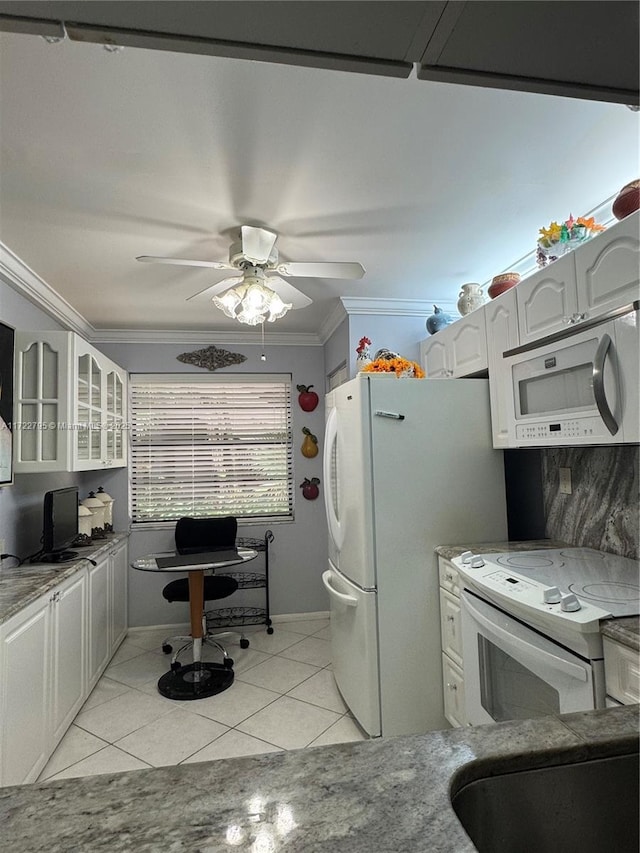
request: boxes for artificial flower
[362,356,425,378]
[576,216,605,232]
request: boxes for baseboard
[127,623,190,636]
[271,611,330,622]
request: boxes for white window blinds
[130,374,293,524]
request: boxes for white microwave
[503,303,639,447]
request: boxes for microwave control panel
[516,417,607,442]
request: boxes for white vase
[457,283,486,316]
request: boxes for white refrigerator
[322,374,508,737]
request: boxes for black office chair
[161,516,243,671]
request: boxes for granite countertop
[434,539,569,561]
[0,705,637,853]
[0,533,129,626]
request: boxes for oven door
[461,591,597,726]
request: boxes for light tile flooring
[37,618,367,783]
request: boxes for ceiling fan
[136,225,365,324]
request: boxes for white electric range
[451,547,640,724]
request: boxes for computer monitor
[42,486,79,562]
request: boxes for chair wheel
[240,638,250,649]
[170,661,182,672]
[224,657,234,669]
[267,627,274,635]
[162,644,173,654]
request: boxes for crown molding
[88,327,322,346]
[0,241,94,338]
[340,296,458,316]
[317,300,348,344]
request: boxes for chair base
[157,662,234,700]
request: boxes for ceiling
[0,21,639,341]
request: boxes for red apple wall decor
[297,384,319,412]
[300,477,320,500]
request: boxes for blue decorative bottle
[426,305,452,335]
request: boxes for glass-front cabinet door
[13,331,127,472]
[13,332,71,472]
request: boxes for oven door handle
[462,593,588,683]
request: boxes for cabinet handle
[447,682,458,692]
[446,615,455,622]
[445,572,454,581]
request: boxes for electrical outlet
[559,467,572,495]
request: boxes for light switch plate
[559,467,572,495]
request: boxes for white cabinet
[0,570,87,786]
[0,594,50,786]
[485,289,519,448]
[516,212,640,346]
[13,330,127,473]
[50,572,87,745]
[88,554,111,689]
[603,637,640,706]
[438,557,466,728]
[420,312,488,378]
[0,537,128,786]
[516,253,579,346]
[88,540,129,690]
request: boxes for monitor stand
[41,550,79,564]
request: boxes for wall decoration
[177,345,247,371]
[301,427,319,458]
[0,321,15,486]
[297,384,319,412]
[300,477,321,500]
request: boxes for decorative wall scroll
[177,345,247,371]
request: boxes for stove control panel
[453,555,608,631]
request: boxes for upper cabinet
[420,312,488,379]
[13,331,127,473]
[516,213,640,346]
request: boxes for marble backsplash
[541,445,639,560]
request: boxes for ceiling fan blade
[240,226,278,264]
[137,255,233,270]
[274,261,365,280]
[185,275,243,302]
[265,276,313,309]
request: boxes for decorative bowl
[612,180,640,221]
[488,272,520,299]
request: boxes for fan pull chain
[260,321,267,361]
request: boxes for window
[130,374,293,524]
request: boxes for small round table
[132,548,258,700]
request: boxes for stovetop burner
[477,547,640,618]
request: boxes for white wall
[96,340,329,626]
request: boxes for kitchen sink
[451,751,639,853]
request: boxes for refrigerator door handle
[322,570,358,606]
[374,410,405,420]
[323,406,343,549]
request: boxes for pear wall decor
[301,427,319,458]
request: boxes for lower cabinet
[603,637,640,706]
[438,557,467,728]
[0,538,128,786]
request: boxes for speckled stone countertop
[1,705,637,853]
[434,539,569,561]
[601,617,640,652]
[0,533,128,625]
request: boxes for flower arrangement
[356,336,371,355]
[362,356,425,378]
[537,214,606,267]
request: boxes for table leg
[188,570,204,667]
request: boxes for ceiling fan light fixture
[212,274,292,325]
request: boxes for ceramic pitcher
[457,283,485,316]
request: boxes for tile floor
[36,617,367,783]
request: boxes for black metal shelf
[205,529,274,636]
